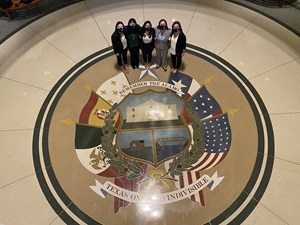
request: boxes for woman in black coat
[111,21,128,72]
[140,20,155,68]
[125,18,142,69]
[169,21,186,74]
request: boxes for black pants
[116,48,128,67]
[129,46,140,69]
[141,43,153,63]
[171,53,182,69]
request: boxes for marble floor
[0,0,299,224]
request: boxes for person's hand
[116,53,119,56]
[181,51,185,57]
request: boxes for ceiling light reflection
[137,203,164,219]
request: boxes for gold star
[123,84,128,88]
[108,99,113,104]
[100,90,106,95]
[113,90,118,95]
[111,80,116,85]
[59,119,74,125]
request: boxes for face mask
[117,28,123,32]
[172,28,179,33]
[145,27,150,31]
[158,25,165,30]
[130,25,135,29]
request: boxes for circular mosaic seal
[33,44,274,225]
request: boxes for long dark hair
[114,21,124,37]
[142,20,153,37]
[127,18,140,33]
[128,18,137,26]
[158,19,168,30]
[171,21,183,35]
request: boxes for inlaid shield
[116,90,191,167]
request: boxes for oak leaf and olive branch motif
[165,103,205,177]
[101,103,144,180]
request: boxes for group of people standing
[111,18,186,74]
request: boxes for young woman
[111,21,128,72]
[170,21,186,74]
[140,20,155,68]
[125,18,142,69]
[154,19,172,72]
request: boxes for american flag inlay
[203,114,231,153]
[165,75,232,206]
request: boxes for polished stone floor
[0,0,299,224]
